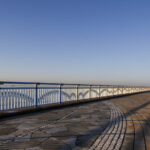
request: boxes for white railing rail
[0,81,149,111]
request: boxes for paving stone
[26,147,43,150]
[121,134,134,150]
[0,101,110,150]
[108,92,150,150]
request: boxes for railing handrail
[0,80,150,112]
[0,81,149,88]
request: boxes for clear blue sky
[0,0,150,85]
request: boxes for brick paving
[108,92,150,150]
[89,102,126,150]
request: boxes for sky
[0,0,150,85]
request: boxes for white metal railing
[0,81,149,111]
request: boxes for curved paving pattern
[89,93,150,150]
[109,92,150,150]
[89,102,126,150]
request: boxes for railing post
[89,85,91,99]
[35,83,38,108]
[113,86,114,96]
[99,85,101,98]
[76,85,79,101]
[59,84,62,104]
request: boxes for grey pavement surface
[107,92,150,150]
[0,101,111,150]
[1,92,150,150]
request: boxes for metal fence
[0,81,149,111]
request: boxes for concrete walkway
[108,92,150,150]
[0,92,150,150]
[0,101,111,150]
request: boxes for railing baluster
[0,82,149,111]
[76,85,79,101]
[35,84,38,107]
[59,84,62,104]
[99,86,101,98]
[0,89,1,111]
[89,85,91,99]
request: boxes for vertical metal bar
[114,86,115,96]
[21,89,23,108]
[44,88,46,104]
[0,89,2,111]
[12,89,14,109]
[49,88,51,104]
[76,85,79,101]
[0,89,1,111]
[22,88,24,107]
[32,88,34,106]
[53,89,55,103]
[99,85,100,98]
[35,84,38,107]
[25,89,29,107]
[2,90,4,111]
[89,85,91,99]
[3,90,5,110]
[41,88,43,105]
[47,88,49,104]
[122,86,124,94]
[57,88,58,103]
[23,89,25,108]
[41,88,44,105]
[39,88,42,105]
[6,90,8,110]
[18,89,20,108]
[59,84,62,104]
[28,89,30,107]
[15,89,18,109]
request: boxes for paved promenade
[109,92,150,150]
[0,92,150,150]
